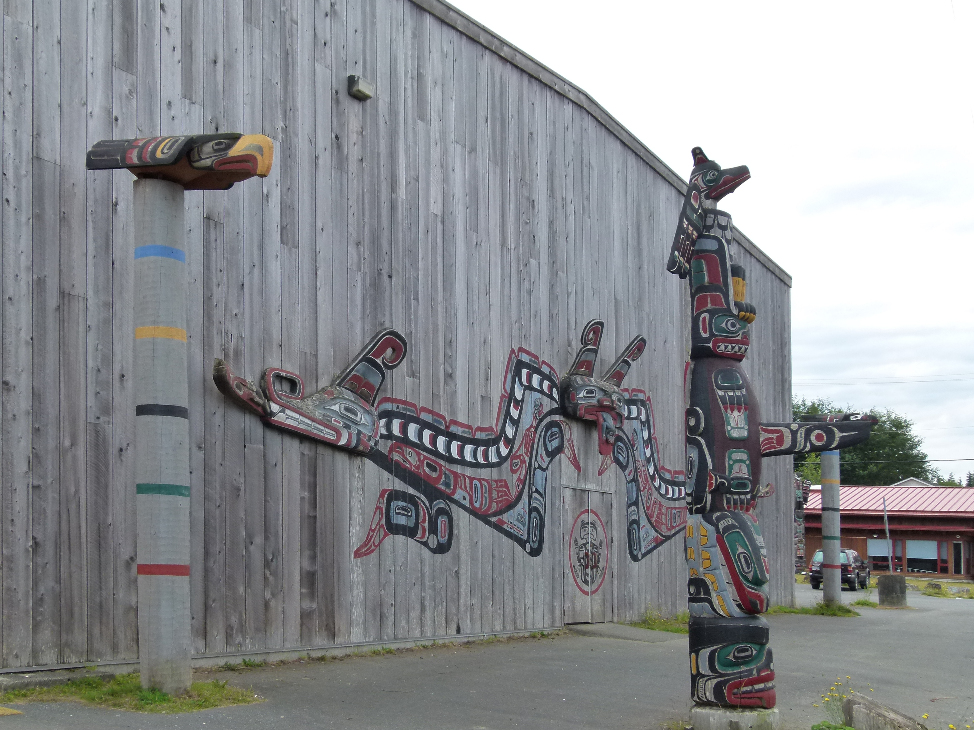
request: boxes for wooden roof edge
[408,0,792,289]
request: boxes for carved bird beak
[706,164,751,201]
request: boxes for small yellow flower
[948,724,955,729]
[824,698,830,702]
[922,715,928,720]
[846,676,851,680]
[870,689,874,692]
[813,704,819,708]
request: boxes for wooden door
[563,487,613,624]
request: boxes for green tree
[795,451,821,484]
[792,396,935,486]
[966,472,974,487]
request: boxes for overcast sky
[445,0,974,482]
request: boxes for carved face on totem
[261,370,381,451]
[690,238,755,361]
[562,375,626,421]
[689,615,775,709]
[686,511,769,617]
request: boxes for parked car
[808,548,869,590]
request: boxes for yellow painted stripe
[821,478,840,484]
[135,326,187,342]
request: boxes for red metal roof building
[804,480,974,577]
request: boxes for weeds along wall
[0,0,793,669]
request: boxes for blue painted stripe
[135,245,186,263]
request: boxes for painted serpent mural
[215,320,688,563]
[668,147,876,710]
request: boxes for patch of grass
[368,646,396,656]
[659,718,690,730]
[812,722,855,730]
[851,598,878,608]
[0,673,261,714]
[240,658,265,668]
[631,608,690,634]
[767,603,859,617]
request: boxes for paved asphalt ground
[3,582,972,730]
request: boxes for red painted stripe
[821,563,842,570]
[138,563,190,576]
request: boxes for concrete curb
[565,622,686,644]
[843,691,928,730]
[0,669,117,693]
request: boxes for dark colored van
[808,548,869,590]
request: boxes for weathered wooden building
[0,0,793,670]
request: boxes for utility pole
[821,451,842,604]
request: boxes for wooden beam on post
[86,134,273,693]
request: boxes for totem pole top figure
[667,147,750,279]
[86,133,274,190]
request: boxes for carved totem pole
[667,148,876,711]
[86,134,274,693]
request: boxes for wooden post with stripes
[86,134,274,694]
[133,178,193,694]
[821,450,842,605]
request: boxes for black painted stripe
[821,506,841,512]
[136,403,189,419]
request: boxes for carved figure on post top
[668,147,876,710]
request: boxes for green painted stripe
[136,483,191,497]
[822,535,841,541]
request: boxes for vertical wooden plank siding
[29,0,62,670]
[86,0,116,663]
[111,67,140,662]
[2,13,34,668]
[0,0,793,669]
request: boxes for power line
[836,458,974,464]
[795,378,974,385]
[795,372,974,381]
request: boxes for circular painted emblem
[569,509,608,596]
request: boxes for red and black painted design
[214,328,407,455]
[569,509,608,596]
[216,319,685,564]
[560,320,687,561]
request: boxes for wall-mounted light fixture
[348,75,375,101]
